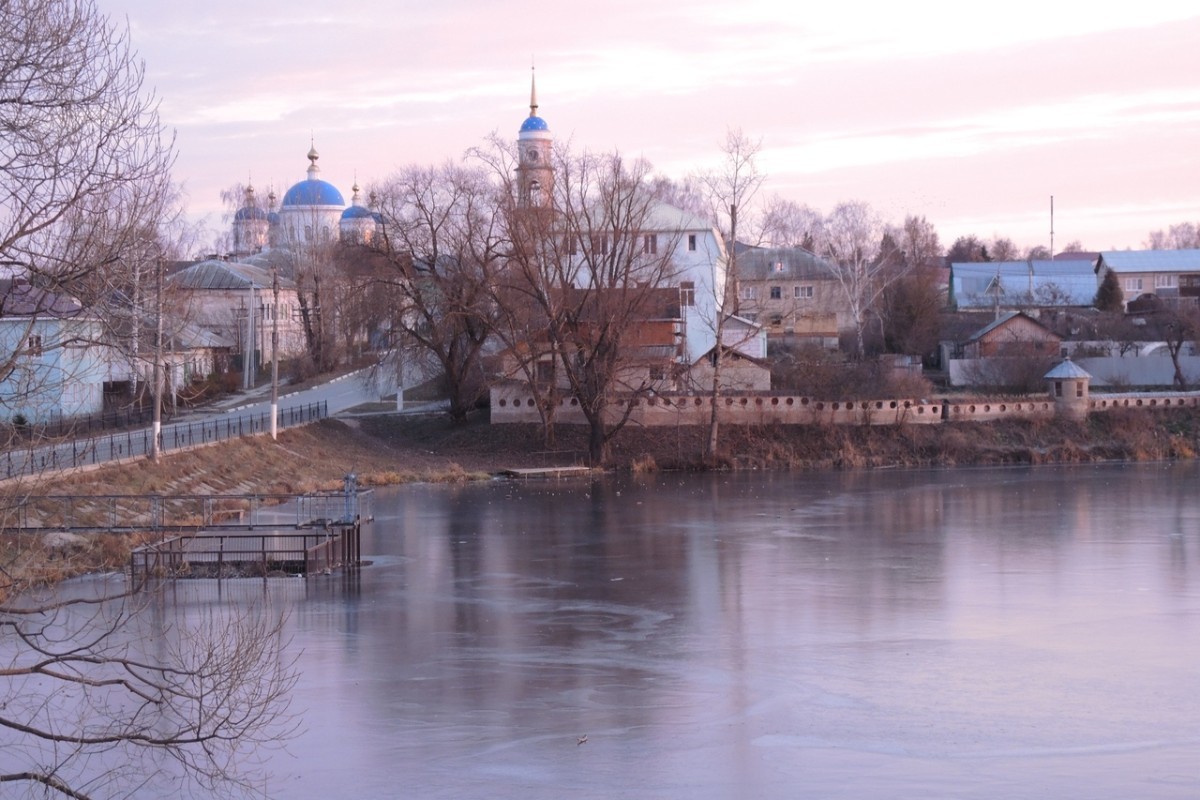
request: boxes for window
[687,234,697,251]
[1155,274,1176,288]
[649,365,666,382]
[1124,277,1143,292]
[769,286,782,300]
[773,261,784,273]
[741,285,758,301]
[563,235,578,255]
[536,360,554,383]
[304,225,312,240]
[643,234,657,255]
[680,281,695,307]
[794,285,814,299]
[1076,382,1084,398]
[25,334,43,357]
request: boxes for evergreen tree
[1094,269,1124,312]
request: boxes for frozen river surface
[234,463,1198,799]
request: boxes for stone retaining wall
[491,383,1200,427]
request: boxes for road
[3,368,399,482]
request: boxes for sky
[97,0,1200,254]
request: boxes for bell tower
[516,68,553,209]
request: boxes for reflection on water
[172,464,1200,798]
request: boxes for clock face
[526,147,540,162]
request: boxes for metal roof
[0,281,84,317]
[738,246,837,281]
[950,260,1097,308]
[1097,249,1200,273]
[170,260,296,292]
[1044,359,1092,380]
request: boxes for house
[943,311,1064,387]
[687,347,771,392]
[494,287,685,392]
[959,311,1062,359]
[949,260,1098,311]
[0,281,109,422]
[168,259,307,371]
[735,245,847,348]
[1095,249,1200,309]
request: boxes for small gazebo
[1044,358,1092,419]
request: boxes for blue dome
[234,206,269,222]
[519,115,549,133]
[341,205,375,221]
[281,179,345,208]
[268,211,280,225]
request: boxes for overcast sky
[98,0,1200,254]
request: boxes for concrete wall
[491,384,943,426]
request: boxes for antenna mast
[1049,195,1055,258]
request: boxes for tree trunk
[588,419,608,466]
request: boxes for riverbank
[3,407,1197,598]
[32,405,1200,496]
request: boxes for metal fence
[129,525,361,586]
[2,401,327,481]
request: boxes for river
[66,463,1200,798]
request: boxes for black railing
[2,401,327,481]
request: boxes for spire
[306,145,320,180]
[529,65,538,118]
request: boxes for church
[219,75,765,388]
[229,146,381,259]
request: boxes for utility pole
[151,256,163,462]
[243,282,256,390]
[270,267,280,440]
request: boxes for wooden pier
[501,466,595,479]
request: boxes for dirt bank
[29,406,1200,497]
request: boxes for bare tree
[988,237,1020,262]
[759,196,822,250]
[695,129,765,460]
[1143,306,1200,389]
[497,147,681,465]
[1,0,175,286]
[1145,222,1200,250]
[2,5,298,797]
[946,235,989,263]
[817,201,903,358]
[645,174,712,224]
[364,162,503,423]
[896,215,943,269]
[0,582,298,799]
